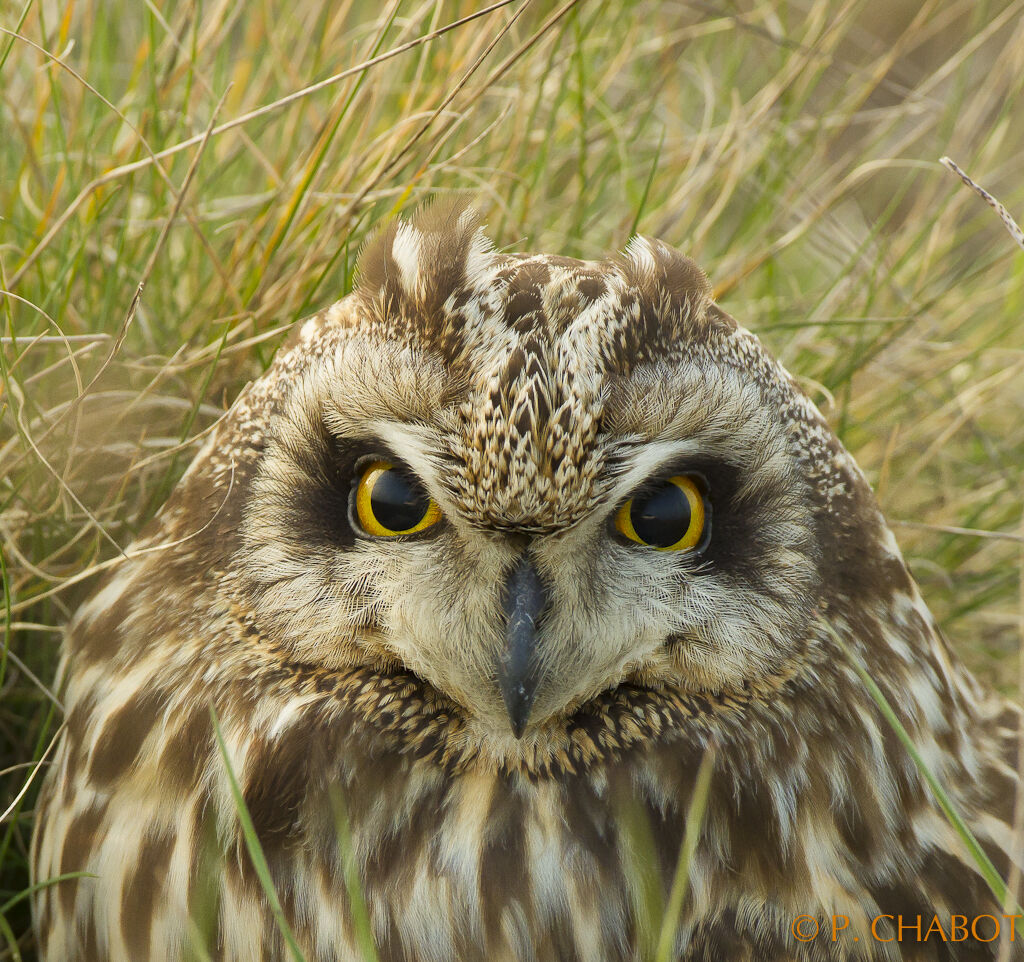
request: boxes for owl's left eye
[614,474,709,552]
[354,460,442,537]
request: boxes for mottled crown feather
[351,201,725,372]
[354,202,491,339]
[343,203,730,530]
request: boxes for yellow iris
[355,460,442,537]
[614,474,706,552]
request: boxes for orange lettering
[949,916,969,942]
[791,916,818,942]
[831,916,849,941]
[871,915,895,943]
[921,916,948,942]
[897,915,922,941]
[971,916,999,943]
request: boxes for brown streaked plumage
[32,204,1023,961]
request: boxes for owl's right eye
[614,474,709,552]
[353,460,441,538]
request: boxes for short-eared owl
[33,205,1022,961]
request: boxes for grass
[1,0,1023,957]
[827,618,1015,912]
[654,746,716,962]
[209,708,307,962]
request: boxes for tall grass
[1,0,1022,957]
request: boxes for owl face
[233,205,881,747]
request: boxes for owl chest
[278,744,936,962]
[204,685,688,959]
[300,761,657,962]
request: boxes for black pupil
[370,469,429,532]
[630,482,692,548]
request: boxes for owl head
[183,203,910,753]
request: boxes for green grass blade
[826,620,1013,909]
[209,707,307,962]
[654,744,716,962]
[328,785,381,962]
[0,871,97,915]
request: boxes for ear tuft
[354,199,489,305]
[620,236,712,315]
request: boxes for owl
[32,204,1022,962]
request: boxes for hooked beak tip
[510,714,528,741]
[499,678,534,740]
[497,556,548,739]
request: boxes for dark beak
[497,556,548,739]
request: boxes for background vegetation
[1,0,1022,956]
